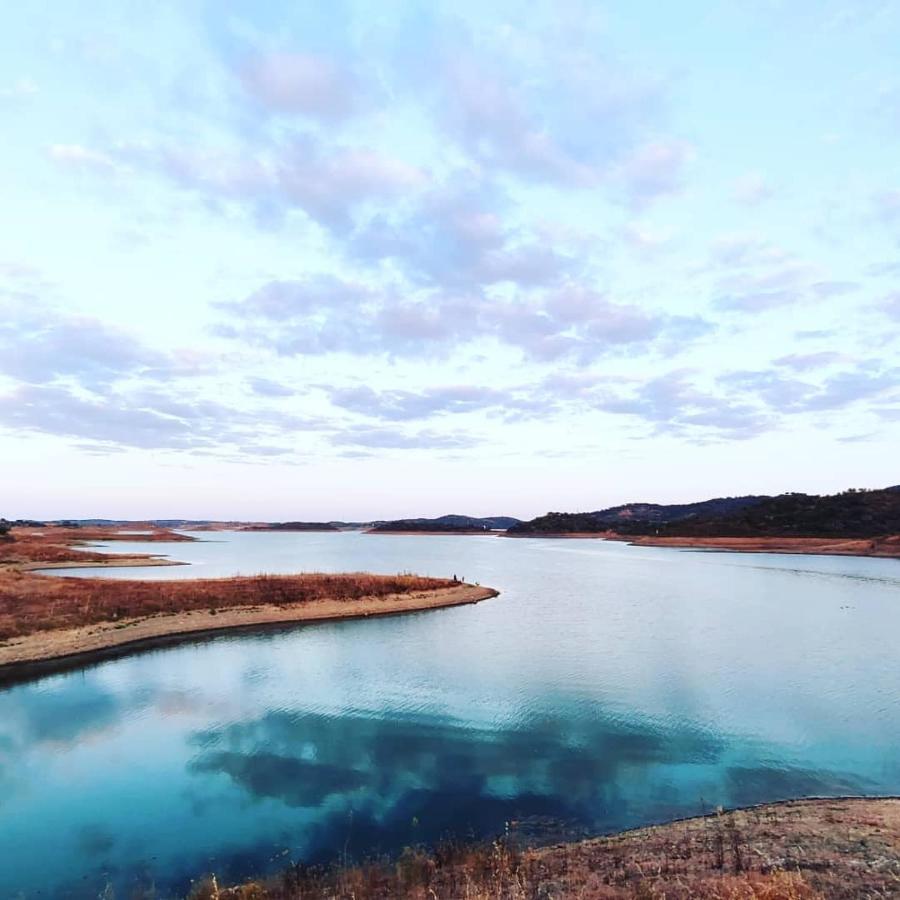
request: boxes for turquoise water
[2,532,899,897]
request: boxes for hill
[641,486,900,538]
[507,512,611,535]
[369,514,520,533]
[591,495,768,526]
[509,486,900,538]
[243,522,340,532]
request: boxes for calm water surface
[2,532,899,897]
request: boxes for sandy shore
[504,530,900,558]
[0,583,497,682]
[26,555,186,571]
[613,533,900,558]
[503,531,615,539]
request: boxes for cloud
[618,140,693,207]
[0,380,322,456]
[593,370,773,440]
[440,55,599,186]
[247,376,295,397]
[719,366,899,414]
[48,144,120,174]
[621,222,673,254]
[732,171,773,206]
[773,351,844,371]
[0,77,38,100]
[811,280,859,298]
[0,383,218,451]
[349,174,569,290]
[425,16,672,192]
[0,300,170,388]
[220,276,370,320]
[239,52,359,120]
[873,190,900,222]
[881,292,900,320]
[217,275,711,363]
[329,425,477,450]
[90,134,426,232]
[706,241,823,312]
[326,384,554,423]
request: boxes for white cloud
[239,52,359,120]
[48,144,120,174]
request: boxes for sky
[1,0,899,521]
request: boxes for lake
[2,531,899,898]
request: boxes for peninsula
[0,526,497,680]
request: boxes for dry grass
[0,527,455,640]
[0,526,192,566]
[0,570,456,640]
[192,846,821,900]
[196,799,900,900]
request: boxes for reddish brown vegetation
[202,799,900,900]
[0,526,192,566]
[0,570,456,640]
[0,527,455,641]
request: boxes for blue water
[1,532,899,898]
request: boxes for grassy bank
[196,798,899,899]
[0,527,493,677]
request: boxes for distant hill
[590,495,769,526]
[508,498,769,536]
[645,486,900,538]
[507,512,611,535]
[370,515,521,533]
[509,487,900,538]
[244,522,340,532]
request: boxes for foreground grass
[192,799,900,900]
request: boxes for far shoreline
[503,530,900,559]
[365,528,501,536]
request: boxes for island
[0,526,497,681]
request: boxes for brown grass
[195,799,900,900]
[0,570,456,641]
[0,527,457,641]
[0,526,192,566]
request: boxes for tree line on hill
[507,486,900,538]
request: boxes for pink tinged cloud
[240,52,358,120]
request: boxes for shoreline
[25,555,187,571]
[612,533,900,558]
[503,530,900,558]
[0,583,497,684]
[365,528,500,536]
[215,796,900,898]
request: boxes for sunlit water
[2,532,899,898]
